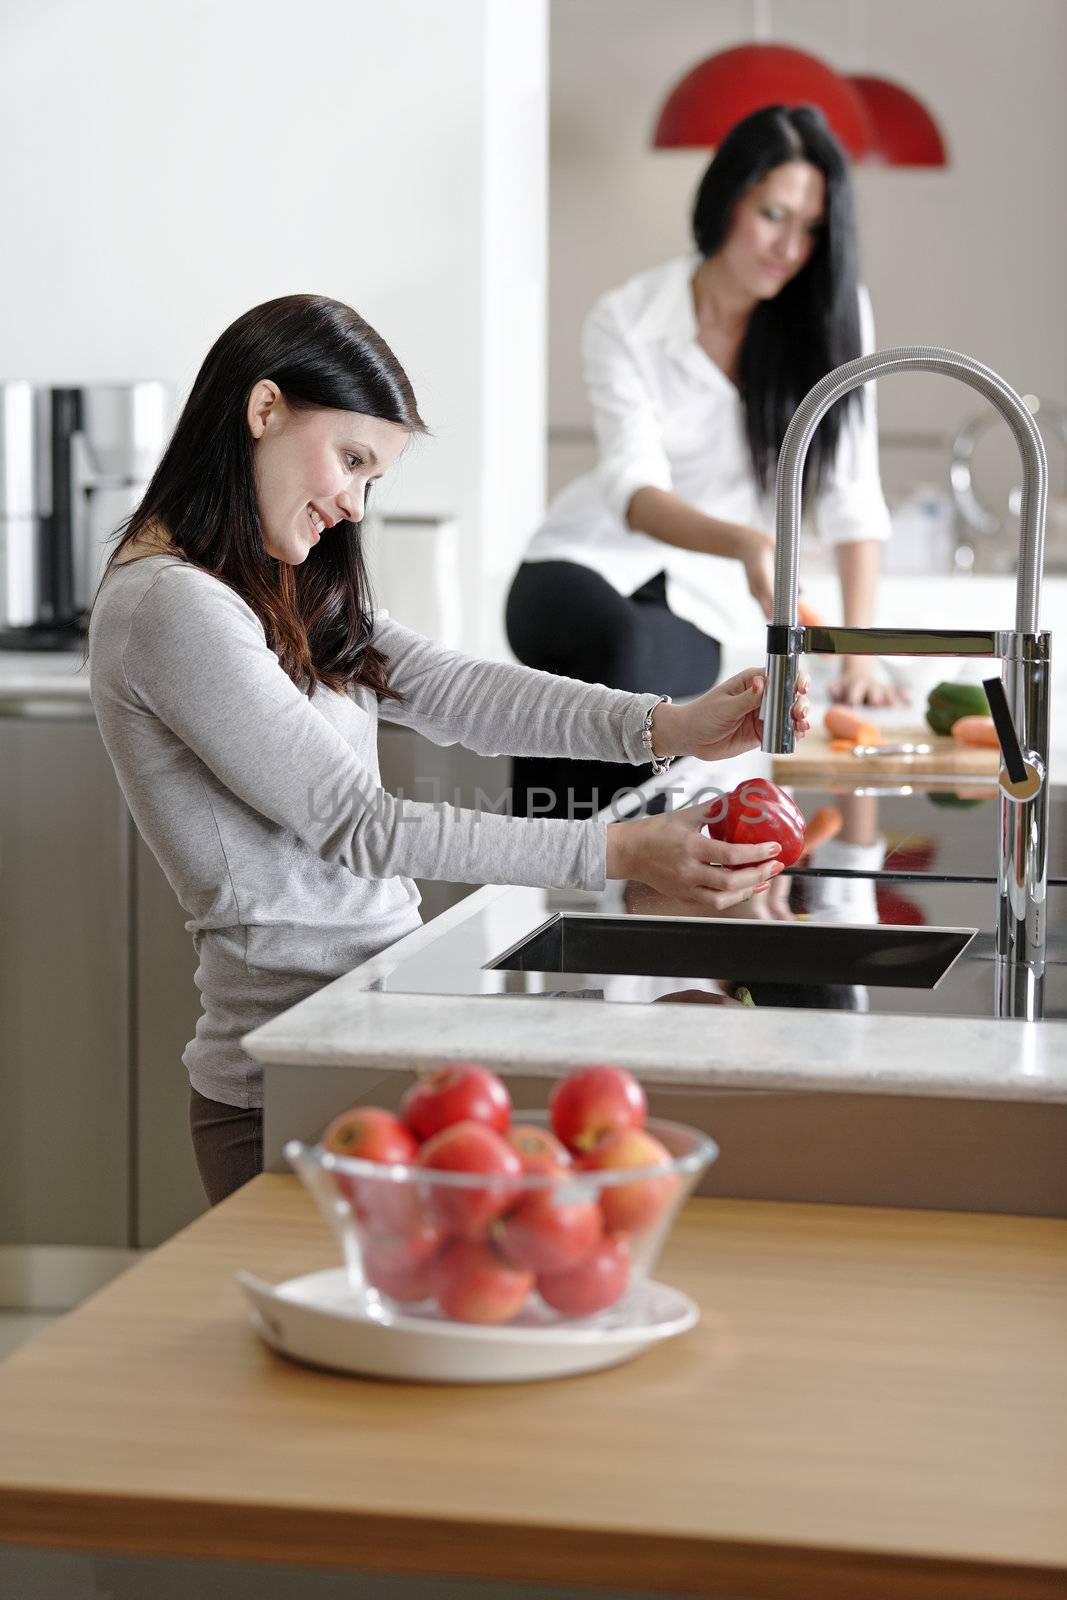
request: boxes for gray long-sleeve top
[87,555,660,1106]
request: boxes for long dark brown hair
[90,294,426,699]
[692,105,862,502]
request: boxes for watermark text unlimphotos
[305,776,777,829]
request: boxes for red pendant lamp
[652,43,874,160]
[846,74,948,166]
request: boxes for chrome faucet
[760,347,1051,1021]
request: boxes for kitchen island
[0,1174,1064,1600]
[244,710,1067,1216]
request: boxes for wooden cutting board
[773,723,1000,786]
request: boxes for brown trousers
[189,1085,264,1205]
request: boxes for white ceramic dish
[237,1266,698,1384]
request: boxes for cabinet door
[377,724,508,921]
[133,836,208,1246]
[0,712,130,1245]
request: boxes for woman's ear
[246,379,282,440]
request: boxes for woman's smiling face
[246,381,411,564]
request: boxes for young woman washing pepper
[86,294,811,1206]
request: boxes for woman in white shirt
[507,105,897,821]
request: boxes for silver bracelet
[641,694,673,775]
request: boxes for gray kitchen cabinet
[377,722,508,920]
[0,708,132,1247]
[132,833,209,1247]
[0,702,207,1269]
[1,702,505,1277]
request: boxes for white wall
[0,0,547,657]
[479,0,549,653]
[548,0,1067,519]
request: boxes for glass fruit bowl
[285,1113,717,1329]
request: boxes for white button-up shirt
[525,255,891,668]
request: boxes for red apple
[580,1128,678,1234]
[549,1065,647,1154]
[401,1062,512,1141]
[506,1124,572,1176]
[362,1218,444,1276]
[416,1120,522,1238]
[351,1173,432,1234]
[538,1235,631,1317]
[362,1221,443,1303]
[432,1238,534,1324]
[322,1106,417,1164]
[322,1108,418,1215]
[495,1184,602,1275]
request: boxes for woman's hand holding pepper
[606,803,784,910]
[653,667,811,764]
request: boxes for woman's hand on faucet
[656,667,811,763]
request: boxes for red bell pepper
[703,778,807,867]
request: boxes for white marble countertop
[1,570,1059,718]
[0,650,92,701]
[245,929,1067,1106]
[243,800,1067,1107]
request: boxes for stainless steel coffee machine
[0,381,170,650]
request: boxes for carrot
[797,599,825,627]
[824,706,883,746]
[951,715,1000,748]
[803,806,844,852]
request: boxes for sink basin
[487,914,977,990]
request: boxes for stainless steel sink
[487,915,977,990]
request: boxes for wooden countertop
[0,1178,1064,1599]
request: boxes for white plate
[237,1266,698,1384]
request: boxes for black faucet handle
[982,676,1028,784]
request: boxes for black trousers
[189,1085,263,1205]
[505,561,721,820]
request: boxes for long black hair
[91,294,426,699]
[692,105,862,500]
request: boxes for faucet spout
[761,345,1047,757]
